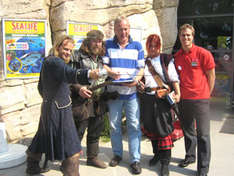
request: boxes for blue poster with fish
[2,19,46,78]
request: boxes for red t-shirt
[174,44,215,99]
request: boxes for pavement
[0,98,234,176]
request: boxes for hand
[173,93,180,103]
[89,69,99,80]
[108,70,120,80]
[137,80,145,93]
[79,86,92,98]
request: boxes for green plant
[100,113,110,141]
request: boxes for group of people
[25,16,215,176]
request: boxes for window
[178,0,233,16]
[176,0,234,98]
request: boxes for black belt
[144,87,161,92]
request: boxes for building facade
[0,0,179,142]
[175,0,234,108]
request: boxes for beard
[90,45,102,56]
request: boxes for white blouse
[144,55,179,95]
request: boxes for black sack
[94,91,119,116]
[153,98,174,137]
[72,100,90,121]
[71,87,90,121]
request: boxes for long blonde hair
[50,35,75,63]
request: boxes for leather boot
[160,161,169,176]
[149,140,159,166]
[25,150,49,175]
[159,150,171,176]
[87,157,107,168]
[149,154,160,166]
[61,153,80,176]
[87,142,107,168]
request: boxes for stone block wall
[0,19,3,80]
[154,0,180,53]
[0,0,179,142]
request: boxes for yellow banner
[68,23,99,36]
[6,72,40,78]
[5,20,45,35]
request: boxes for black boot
[25,150,49,175]
[159,150,171,176]
[160,160,169,176]
[26,157,42,175]
[149,154,160,166]
[87,142,107,168]
[61,153,80,176]
[149,140,159,166]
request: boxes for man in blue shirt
[103,16,144,175]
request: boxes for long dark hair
[79,38,105,57]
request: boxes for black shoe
[196,172,207,176]
[26,161,49,175]
[160,164,169,176]
[178,157,195,168]
[130,161,142,175]
[109,155,122,167]
[26,166,49,175]
[149,155,160,166]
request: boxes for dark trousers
[178,99,211,175]
[151,140,158,155]
[74,116,104,158]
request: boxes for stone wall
[0,0,51,142]
[0,18,3,80]
[0,0,179,142]
[154,0,179,53]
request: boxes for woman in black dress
[139,34,180,176]
[26,35,99,176]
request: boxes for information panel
[67,21,100,50]
[2,19,47,78]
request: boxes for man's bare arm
[103,65,120,80]
[206,68,216,95]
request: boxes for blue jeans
[108,97,141,163]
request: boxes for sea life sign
[2,19,47,78]
[67,21,101,50]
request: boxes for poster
[67,21,100,50]
[217,36,231,50]
[213,52,232,97]
[2,19,46,78]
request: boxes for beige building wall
[0,0,179,142]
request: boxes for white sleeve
[102,56,109,65]
[168,59,179,82]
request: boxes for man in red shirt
[174,24,215,176]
